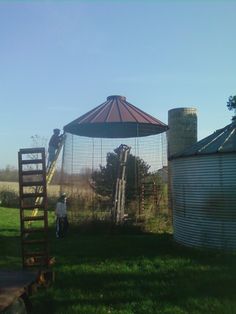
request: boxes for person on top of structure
[55,193,69,238]
[47,128,63,168]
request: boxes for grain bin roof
[64,95,168,138]
[171,119,236,159]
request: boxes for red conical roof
[64,95,168,138]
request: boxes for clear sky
[0,1,235,168]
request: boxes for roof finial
[107,95,126,101]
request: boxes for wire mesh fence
[60,132,168,226]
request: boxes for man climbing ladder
[47,129,64,168]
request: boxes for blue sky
[0,1,236,168]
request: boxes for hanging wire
[92,138,95,171]
[92,138,95,216]
[100,138,103,166]
[60,133,66,195]
[136,123,140,219]
[71,134,74,175]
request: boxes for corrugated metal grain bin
[170,119,236,250]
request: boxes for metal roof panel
[64,95,168,138]
[171,119,236,158]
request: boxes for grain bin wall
[171,154,236,250]
[168,108,197,157]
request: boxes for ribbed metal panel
[171,154,236,250]
[64,95,168,138]
[171,119,236,158]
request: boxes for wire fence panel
[61,132,168,224]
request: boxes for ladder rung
[22,192,45,198]
[23,216,45,222]
[19,148,45,154]
[22,228,47,233]
[23,239,46,245]
[24,251,48,257]
[24,262,48,268]
[22,170,44,175]
[22,181,44,187]
[20,159,43,165]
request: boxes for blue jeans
[56,216,69,238]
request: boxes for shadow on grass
[2,221,236,314]
[29,225,236,313]
[0,231,21,268]
[48,223,236,266]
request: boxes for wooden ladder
[18,148,49,269]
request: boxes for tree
[91,147,150,202]
[227,95,236,117]
[30,134,48,148]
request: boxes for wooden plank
[21,181,44,187]
[19,148,44,154]
[23,262,48,268]
[23,216,45,222]
[22,170,44,175]
[22,192,45,198]
[22,228,47,233]
[20,159,43,165]
[24,252,47,257]
[0,270,38,311]
[23,239,46,245]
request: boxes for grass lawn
[1,207,236,314]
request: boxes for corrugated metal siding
[171,154,236,250]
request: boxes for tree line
[0,165,61,183]
[0,166,18,182]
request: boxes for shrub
[0,188,58,211]
[0,189,19,208]
[141,213,172,234]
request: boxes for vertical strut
[113,144,131,224]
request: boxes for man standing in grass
[55,193,69,238]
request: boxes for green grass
[1,207,236,314]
